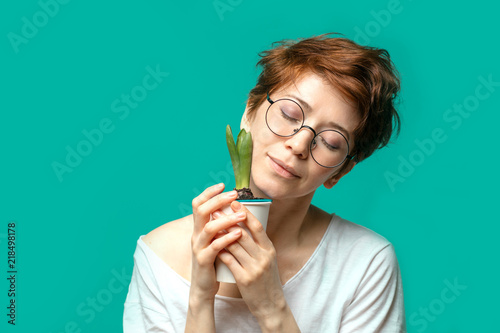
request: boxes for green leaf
[226,125,253,189]
[226,125,240,186]
[238,130,252,189]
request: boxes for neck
[249,181,315,250]
[267,196,315,248]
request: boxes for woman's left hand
[214,201,299,332]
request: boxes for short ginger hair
[246,33,401,163]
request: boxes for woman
[124,33,406,332]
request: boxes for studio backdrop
[1,0,498,332]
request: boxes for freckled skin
[241,72,360,201]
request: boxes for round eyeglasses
[265,93,356,168]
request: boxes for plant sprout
[226,124,255,199]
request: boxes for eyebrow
[284,94,352,141]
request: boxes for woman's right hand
[189,183,246,302]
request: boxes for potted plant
[215,125,272,283]
[225,125,255,199]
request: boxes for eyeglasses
[265,93,356,168]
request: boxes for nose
[284,126,316,159]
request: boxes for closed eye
[320,136,339,151]
[280,109,301,123]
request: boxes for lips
[268,155,300,178]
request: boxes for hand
[215,201,288,326]
[190,183,246,302]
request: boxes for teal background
[1,0,498,332]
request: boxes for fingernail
[216,183,224,189]
[212,211,221,218]
[232,201,242,211]
[236,212,246,218]
[227,191,238,198]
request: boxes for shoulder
[142,214,193,246]
[323,213,402,291]
[141,215,193,281]
[330,213,392,251]
[309,205,390,248]
[332,219,405,331]
[310,209,397,270]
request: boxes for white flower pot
[215,199,272,283]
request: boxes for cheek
[250,122,275,150]
[309,163,341,186]
[312,168,334,183]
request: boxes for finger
[213,230,227,239]
[199,229,242,265]
[211,209,228,220]
[230,201,271,247]
[198,212,247,246]
[217,249,244,277]
[225,228,256,265]
[197,190,238,223]
[192,183,225,230]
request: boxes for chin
[251,175,295,200]
[250,180,274,199]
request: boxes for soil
[234,187,264,200]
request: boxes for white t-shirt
[123,214,406,332]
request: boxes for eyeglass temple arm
[266,92,274,104]
[347,154,359,163]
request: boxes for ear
[323,160,356,189]
[240,101,252,132]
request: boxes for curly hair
[246,33,401,164]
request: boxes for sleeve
[123,245,176,333]
[339,244,406,333]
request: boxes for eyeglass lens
[266,99,349,167]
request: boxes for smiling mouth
[268,156,300,179]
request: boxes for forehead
[272,72,360,136]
